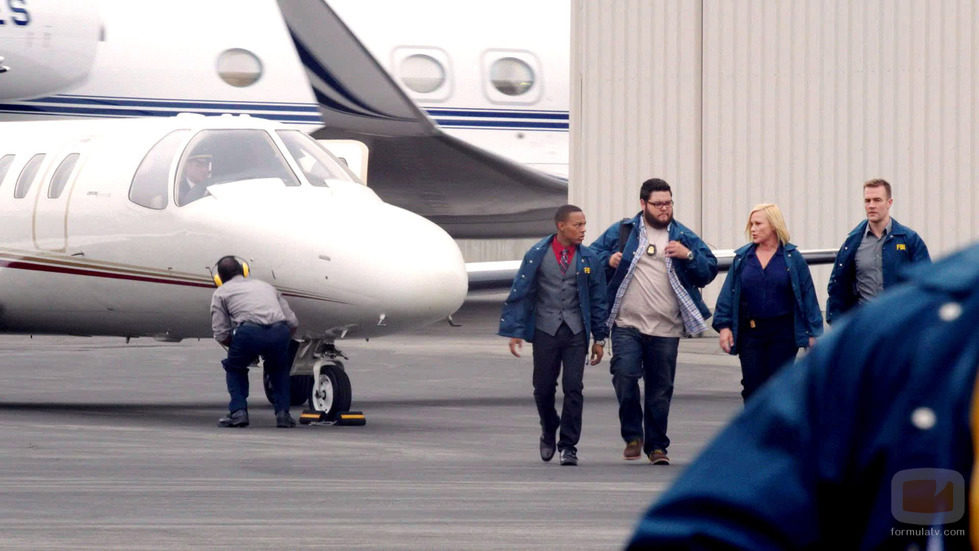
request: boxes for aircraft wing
[275,0,567,238]
[466,249,839,292]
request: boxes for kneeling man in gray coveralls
[210,256,299,429]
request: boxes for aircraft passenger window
[217,48,263,87]
[0,154,14,186]
[276,130,356,186]
[392,47,452,101]
[48,154,80,199]
[177,130,300,206]
[490,57,535,96]
[14,154,45,199]
[399,54,446,94]
[130,130,190,210]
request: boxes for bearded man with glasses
[589,178,718,465]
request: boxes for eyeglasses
[647,200,673,209]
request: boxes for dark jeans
[737,314,798,403]
[222,322,292,414]
[610,325,679,453]
[532,323,587,453]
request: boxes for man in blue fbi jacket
[590,178,718,465]
[826,178,930,324]
[628,242,979,550]
[499,204,609,466]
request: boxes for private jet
[0,113,469,418]
[0,0,569,238]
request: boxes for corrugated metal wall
[572,0,979,308]
[572,0,703,237]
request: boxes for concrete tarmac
[0,295,743,550]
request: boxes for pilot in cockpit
[178,153,213,205]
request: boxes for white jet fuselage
[0,115,468,340]
[0,1,101,100]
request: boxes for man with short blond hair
[826,178,930,324]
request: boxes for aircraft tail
[276,0,567,238]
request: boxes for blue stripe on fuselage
[0,95,322,123]
[0,95,571,130]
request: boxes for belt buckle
[749,319,756,329]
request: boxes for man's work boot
[276,410,296,428]
[624,439,643,460]
[218,409,249,428]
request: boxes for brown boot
[623,439,643,460]
[648,448,670,465]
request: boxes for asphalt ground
[0,295,744,550]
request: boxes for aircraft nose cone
[366,205,468,329]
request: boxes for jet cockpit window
[0,154,15,186]
[14,154,45,199]
[48,153,80,199]
[130,130,190,210]
[177,129,300,206]
[276,130,356,186]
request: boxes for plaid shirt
[665,256,708,335]
[607,221,707,336]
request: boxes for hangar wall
[571,0,979,309]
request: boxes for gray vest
[535,249,583,336]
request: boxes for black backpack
[615,218,632,254]
[605,218,632,280]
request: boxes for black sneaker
[559,449,578,466]
[218,409,249,428]
[275,411,296,428]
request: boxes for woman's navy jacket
[713,242,824,353]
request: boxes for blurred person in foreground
[628,243,979,550]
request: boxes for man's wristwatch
[594,340,606,347]
[686,250,694,261]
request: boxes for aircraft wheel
[289,375,314,406]
[263,372,314,407]
[310,363,352,421]
[263,371,275,404]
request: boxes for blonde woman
[713,203,823,402]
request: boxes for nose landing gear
[309,360,351,419]
[263,338,361,424]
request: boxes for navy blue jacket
[826,217,930,324]
[712,242,824,353]
[589,214,718,321]
[629,242,979,550]
[498,235,609,343]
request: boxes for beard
[644,209,672,230]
